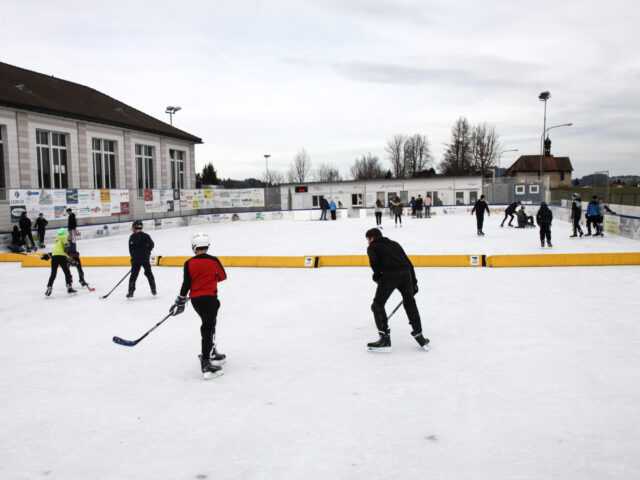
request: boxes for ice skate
[210,348,226,366]
[541,241,545,247]
[412,332,430,351]
[126,291,134,298]
[199,354,223,380]
[67,284,77,295]
[45,286,52,297]
[547,242,553,247]
[367,332,391,353]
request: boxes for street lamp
[538,91,551,180]
[264,154,271,209]
[498,149,518,178]
[165,106,181,125]
[540,122,573,179]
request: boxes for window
[469,191,478,204]
[560,172,565,181]
[169,149,185,189]
[92,139,117,188]
[0,127,5,198]
[36,130,68,188]
[135,144,154,195]
[455,192,464,205]
[351,193,363,206]
[529,185,539,194]
[515,185,525,195]
[312,195,320,207]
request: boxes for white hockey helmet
[191,232,210,253]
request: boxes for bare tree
[470,123,500,177]
[385,134,405,178]
[262,168,285,186]
[313,163,342,182]
[350,153,385,180]
[286,148,312,183]
[404,134,433,178]
[440,117,473,175]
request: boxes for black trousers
[371,269,422,335]
[20,229,35,248]
[129,261,155,291]
[192,295,221,358]
[37,229,46,245]
[476,214,485,232]
[47,255,72,287]
[330,210,336,220]
[539,225,551,243]
[572,217,583,235]
[501,212,514,226]
[375,212,382,225]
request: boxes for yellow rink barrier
[2,253,640,268]
[487,252,640,267]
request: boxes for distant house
[0,61,202,197]
[503,138,573,188]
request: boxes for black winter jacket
[536,205,553,226]
[34,217,48,232]
[367,237,416,284]
[471,200,490,217]
[19,215,32,231]
[129,231,155,263]
[67,212,77,230]
[505,202,519,215]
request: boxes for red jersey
[179,254,227,298]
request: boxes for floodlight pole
[264,154,271,209]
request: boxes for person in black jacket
[536,202,553,247]
[34,213,49,248]
[127,220,156,298]
[570,194,584,238]
[365,228,429,352]
[319,197,329,220]
[19,212,37,251]
[9,226,25,253]
[500,201,521,227]
[471,195,490,236]
[66,208,77,243]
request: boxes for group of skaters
[470,194,615,247]
[373,194,434,229]
[319,197,342,220]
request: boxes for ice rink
[2,213,640,479]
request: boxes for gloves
[170,295,187,316]
[41,253,51,261]
[413,281,419,295]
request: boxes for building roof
[0,62,202,144]
[504,155,573,176]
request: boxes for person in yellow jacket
[45,228,76,296]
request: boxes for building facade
[0,62,202,201]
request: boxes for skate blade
[421,344,430,352]
[210,359,226,366]
[203,370,224,380]
[367,346,392,353]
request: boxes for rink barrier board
[487,253,640,267]
[2,253,640,268]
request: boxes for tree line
[197,116,503,187]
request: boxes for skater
[19,212,37,251]
[409,197,416,217]
[585,195,601,236]
[501,201,521,227]
[65,242,90,288]
[127,220,157,297]
[8,226,25,253]
[34,213,48,248]
[536,202,553,247]
[329,199,337,220]
[471,195,490,235]
[424,195,432,218]
[570,194,584,238]
[415,195,424,218]
[390,196,403,227]
[365,228,429,352]
[374,199,384,228]
[319,197,329,220]
[66,208,77,243]
[170,232,227,379]
[597,197,614,236]
[515,206,534,228]
[44,228,76,296]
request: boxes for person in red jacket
[170,232,227,379]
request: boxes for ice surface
[1,215,639,479]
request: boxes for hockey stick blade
[112,336,138,347]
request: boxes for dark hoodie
[367,237,416,283]
[536,203,553,226]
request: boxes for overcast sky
[3,0,639,180]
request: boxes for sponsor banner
[10,189,130,220]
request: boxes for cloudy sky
[2,0,639,180]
